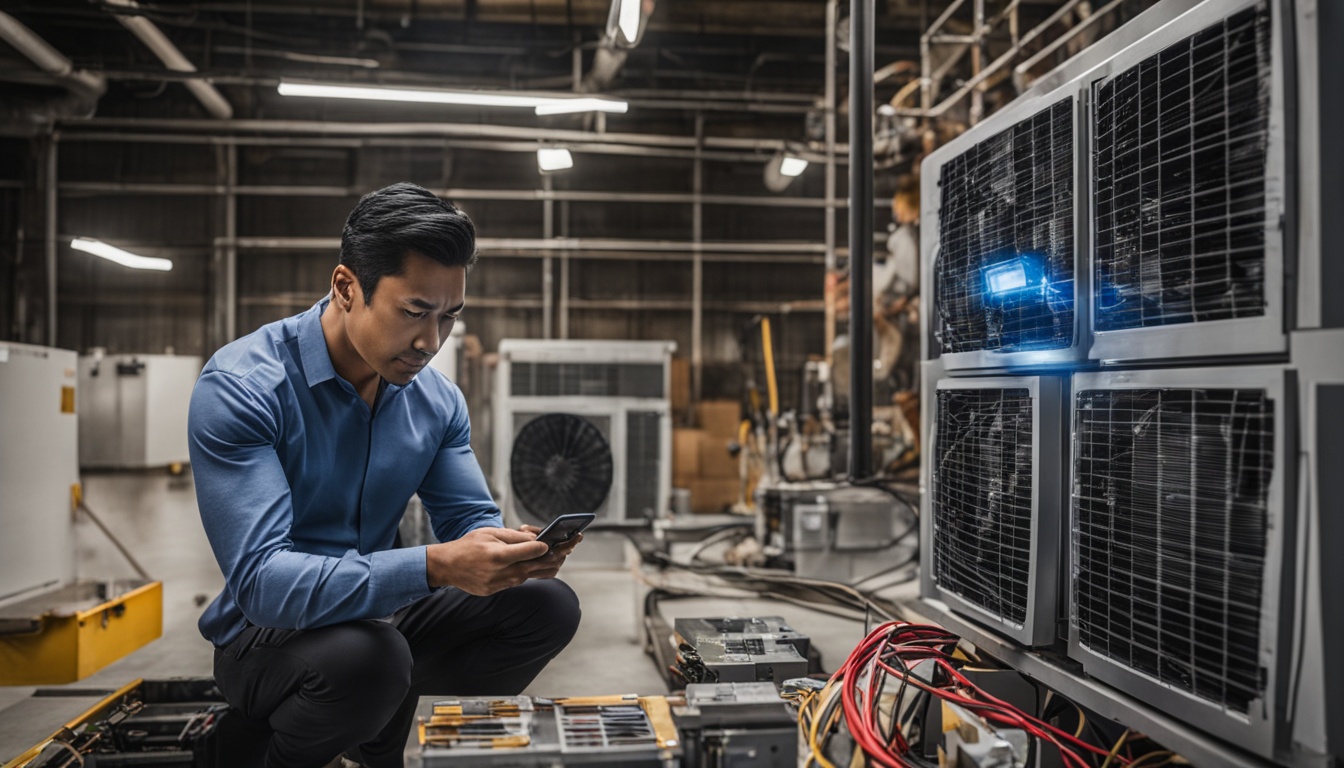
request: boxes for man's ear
[331,266,358,310]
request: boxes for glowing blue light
[985,260,1029,294]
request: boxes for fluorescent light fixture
[535,98,629,116]
[279,82,627,115]
[983,258,1030,294]
[537,148,574,172]
[779,156,809,177]
[617,0,641,43]
[71,237,172,271]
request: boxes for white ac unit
[493,339,675,525]
[77,353,202,469]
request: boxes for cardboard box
[689,478,741,514]
[673,428,705,483]
[670,357,690,412]
[697,432,738,478]
[695,400,741,438]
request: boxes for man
[189,182,581,768]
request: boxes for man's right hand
[425,528,552,595]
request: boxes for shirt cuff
[370,545,435,601]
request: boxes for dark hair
[339,182,478,304]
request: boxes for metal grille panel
[936,99,1075,354]
[625,411,662,520]
[1073,388,1272,714]
[510,362,664,398]
[1092,4,1271,331]
[512,412,613,521]
[933,388,1034,625]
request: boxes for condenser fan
[510,413,614,522]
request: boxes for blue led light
[985,260,1029,294]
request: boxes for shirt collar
[298,295,338,388]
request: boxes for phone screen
[535,513,595,551]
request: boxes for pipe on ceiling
[0,11,106,97]
[103,0,233,119]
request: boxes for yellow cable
[760,317,779,417]
[1099,730,1130,768]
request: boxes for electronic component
[674,617,809,685]
[674,682,796,768]
[419,694,681,767]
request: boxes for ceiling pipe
[0,11,106,97]
[103,0,233,119]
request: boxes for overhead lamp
[779,156,809,177]
[763,152,809,192]
[606,0,646,46]
[537,148,574,172]
[71,237,172,272]
[278,81,627,115]
[535,98,629,116]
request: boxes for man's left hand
[519,524,582,579]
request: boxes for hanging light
[70,238,172,271]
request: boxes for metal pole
[44,135,57,348]
[558,199,570,339]
[848,0,873,480]
[824,0,838,369]
[224,143,236,342]
[542,173,554,339]
[971,0,985,124]
[692,114,704,404]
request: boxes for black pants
[212,579,581,768]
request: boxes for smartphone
[534,512,596,552]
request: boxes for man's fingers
[483,527,539,544]
[499,540,551,563]
[519,524,542,535]
[553,532,583,556]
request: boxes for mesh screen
[1074,388,1273,713]
[510,362,664,398]
[933,388,1035,626]
[935,100,1075,354]
[558,704,656,748]
[1093,4,1271,331]
[625,410,663,520]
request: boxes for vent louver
[1073,387,1272,714]
[510,362,664,398]
[933,388,1035,626]
[936,99,1075,354]
[1092,4,1271,331]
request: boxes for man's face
[344,251,466,387]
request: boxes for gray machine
[917,0,1344,764]
[77,352,201,469]
[755,482,916,584]
[674,617,809,685]
[676,683,797,768]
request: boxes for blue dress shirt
[189,296,501,647]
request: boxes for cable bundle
[807,621,1149,768]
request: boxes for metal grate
[625,411,662,520]
[512,412,612,521]
[1093,4,1271,331]
[1073,388,1273,714]
[933,388,1035,625]
[557,704,656,748]
[510,362,664,398]
[936,99,1075,354]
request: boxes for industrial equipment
[419,694,681,767]
[0,343,162,686]
[676,682,796,768]
[77,352,201,470]
[755,482,915,584]
[917,0,1343,764]
[673,618,809,685]
[494,339,674,525]
[920,374,1067,647]
[1069,365,1294,759]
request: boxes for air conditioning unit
[920,83,1085,371]
[493,339,674,525]
[1068,365,1295,759]
[77,353,201,469]
[921,372,1066,647]
[1087,0,1292,361]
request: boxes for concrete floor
[0,472,885,765]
